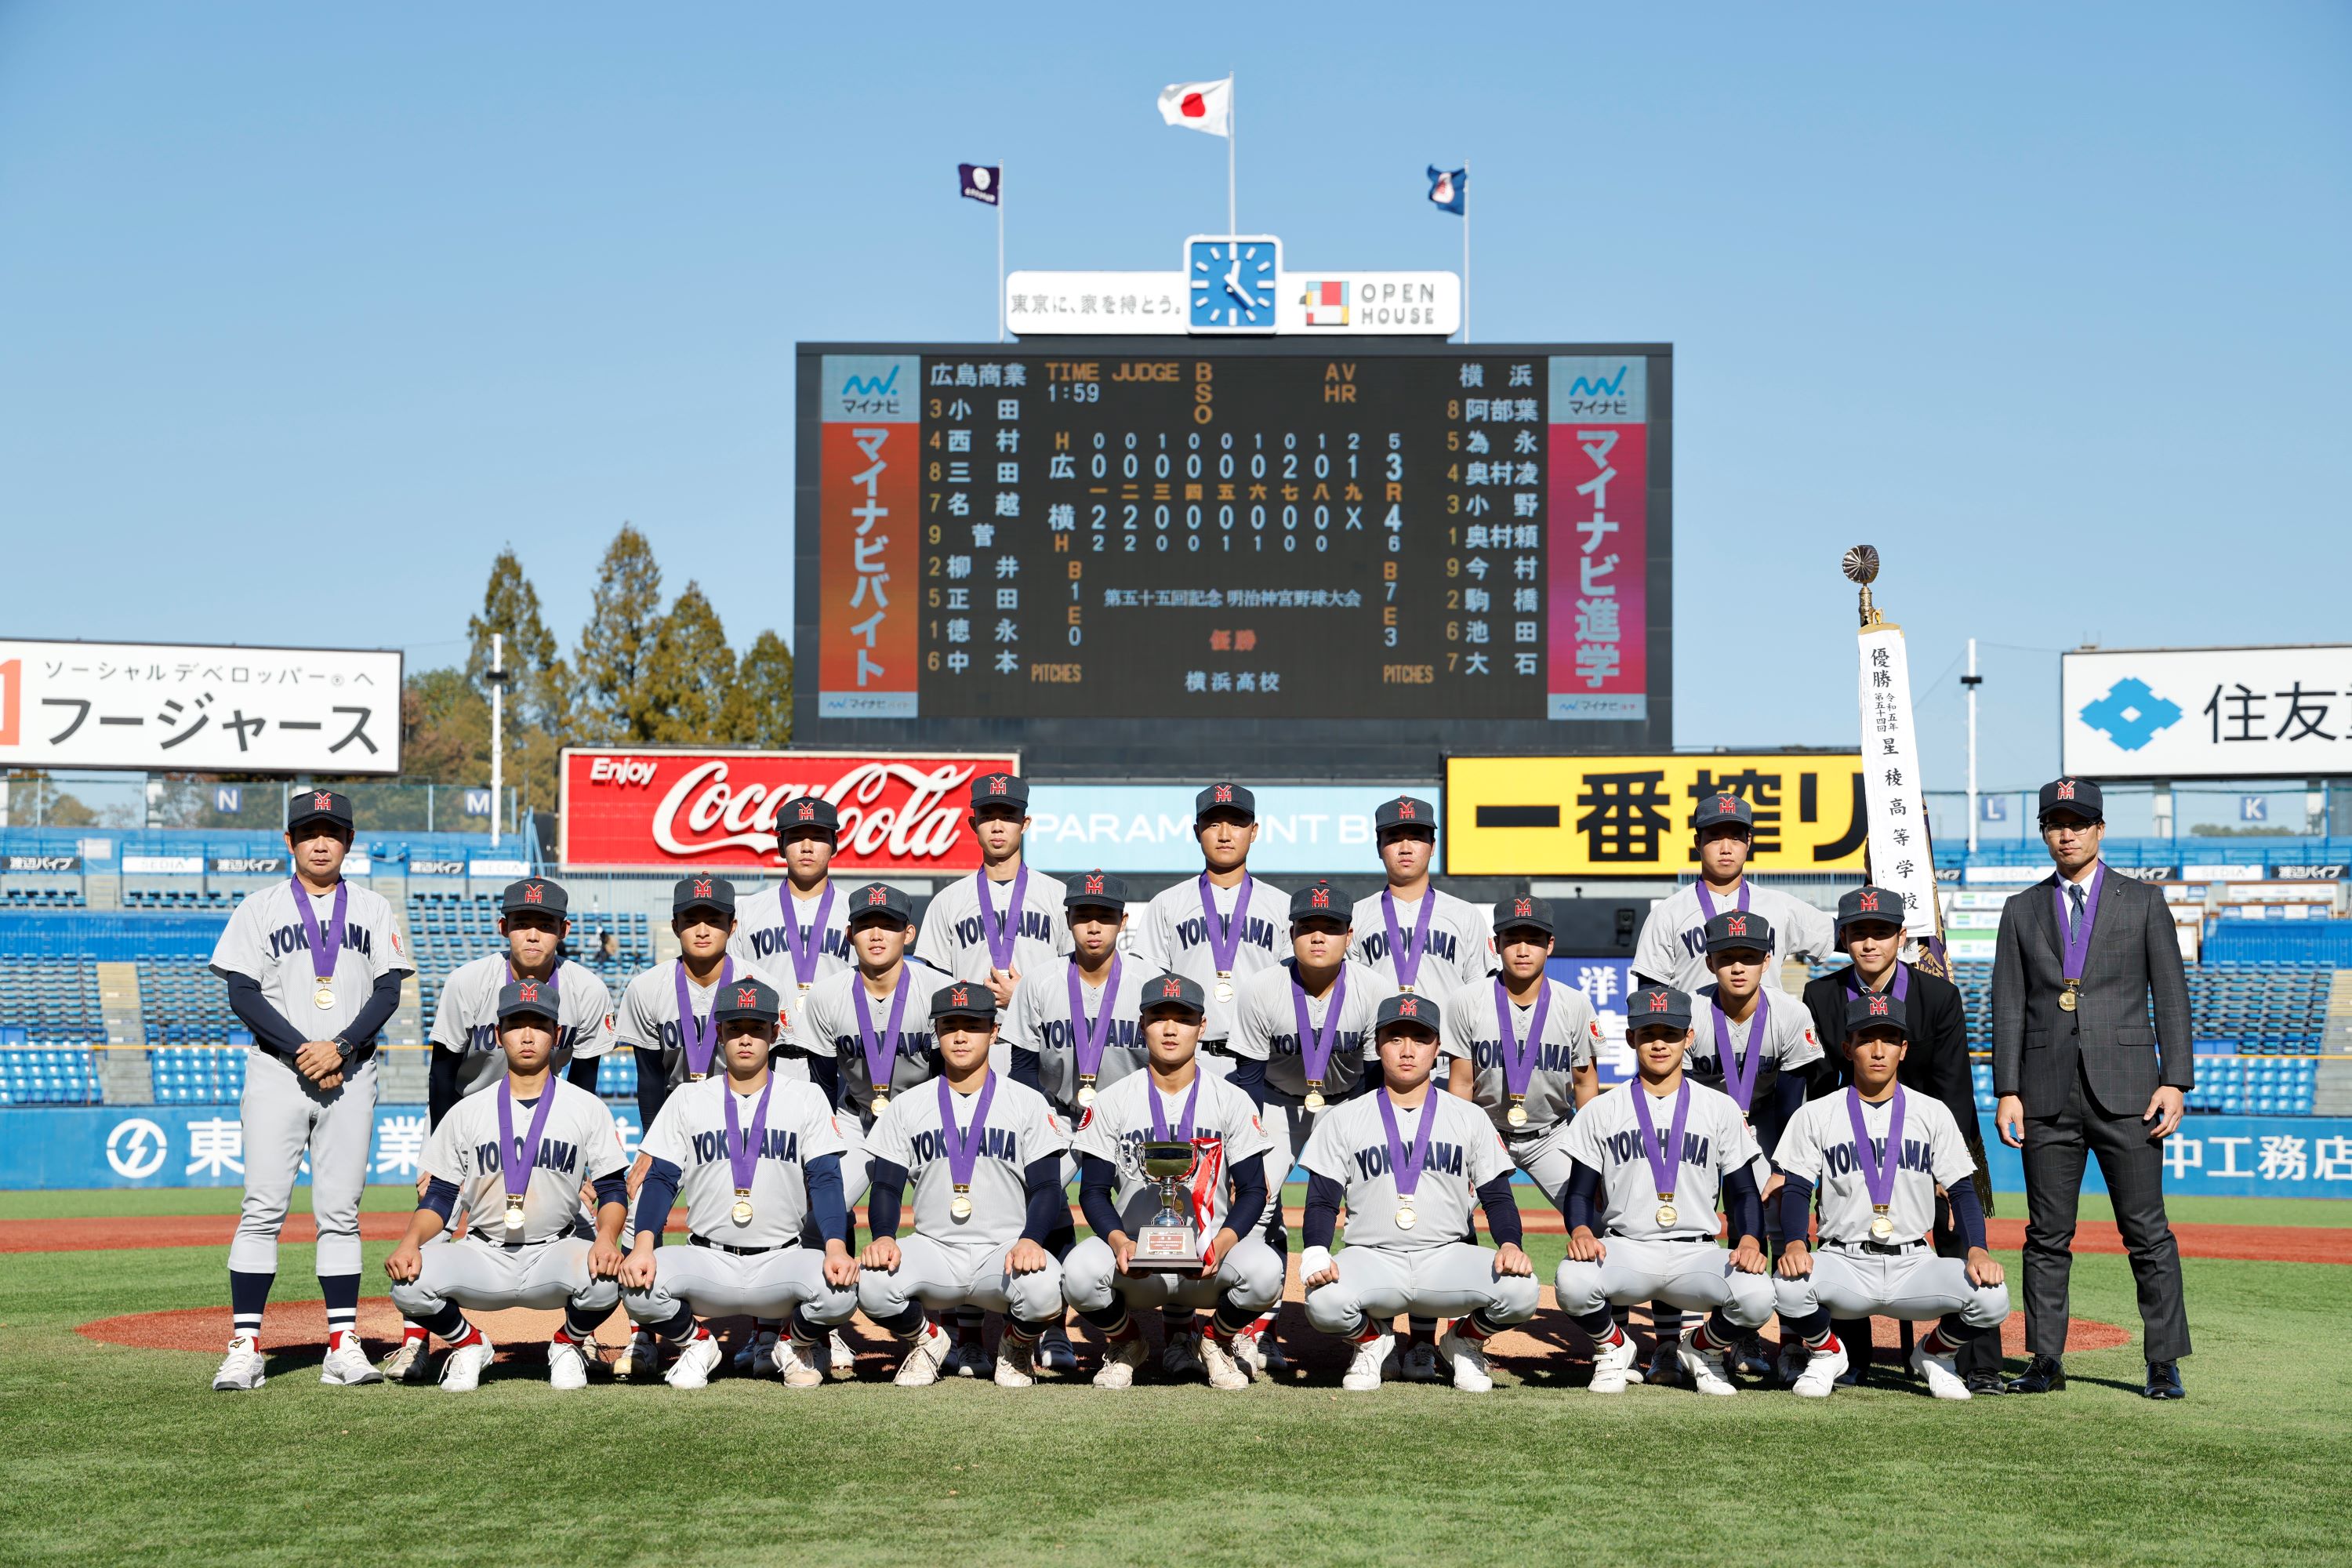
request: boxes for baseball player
[1773,992,2010,1399]
[1132,782,1290,1071]
[619,978,861,1388]
[1631,791,1837,996]
[1554,985,1774,1396]
[1348,793,1494,1018]
[916,771,1071,1008]
[1228,878,1397,1374]
[857,982,1073,1388]
[209,789,413,1392]
[729,794,854,1024]
[1065,973,1281,1390]
[382,978,629,1391]
[1298,993,1541,1392]
[1446,895,1603,1200]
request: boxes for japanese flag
[1158,77,1232,137]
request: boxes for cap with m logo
[1857,890,1879,912]
[522,883,545,904]
[517,981,539,1002]
[1513,897,1534,918]
[1083,873,1105,896]
[1161,977,1184,999]
[693,878,713,899]
[314,791,333,811]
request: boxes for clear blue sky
[3,2,2346,794]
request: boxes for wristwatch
[334,1036,356,1062]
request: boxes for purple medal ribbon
[672,957,734,1077]
[1628,1080,1693,1207]
[495,1077,558,1219]
[1065,953,1123,1085]
[977,867,1030,972]
[1710,990,1771,1113]
[1375,1087,1442,1206]
[1693,880,1750,923]
[1381,890,1436,991]
[1844,1085,1907,1214]
[290,877,349,989]
[1289,967,1349,1086]
[853,976,911,1097]
[1149,1076,1202,1142]
[2053,864,2106,984]
[1844,961,1910,1006]
[1494,977,1551,1102]
[1197,872,1254,974]
[782,885,836,988]
[936,1071,998,1190]
[724,1076,777,1194]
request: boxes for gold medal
[314,983,336,1010]
[1214,974,1234,1004]
[1506,1098,1528,1128]
[1395,1204,1417,1230]
[870,1087,891,1112]
[949,1189,974,1222]
[503,1196,525,1237]
[1304,1085,1327,1112]
[732,1192,754,1228]
[1870,1213,1895,1240]
[686,1071,708,1082]
[1656,1202,1679,1228]
[1076,1077,1097,1108]
[2058,985,2078,1013]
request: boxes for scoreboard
[794,341,1671,779]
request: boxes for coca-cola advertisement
[558,748,1020,875]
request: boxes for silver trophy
[1128,1141,1203,1273]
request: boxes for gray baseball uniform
[1772,1087,2009,1331]
[1297,1088,1540,1332]
[1003,956,1154,1119]
[1231,958,1396,1200]
[1683,984,1822,1110]
[430,955,615,1099]
[1062,1068,1284,1317]
[616,956,797,1086]
[622,1076,859,1325]
[795,957,955,1121]
[856,1074,1072,1323]
[209,877,413,1277]
[387,1080,628,1321]
[1133,873,1291,1048]
[1552,1080,1774,1327]
[916,866,1073,982]
[1632,883,1837,994]
[1444,976,1602,1201]
[1347,887,1493,1000]
[729,881,855,1007]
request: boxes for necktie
[2068,883,2085,941]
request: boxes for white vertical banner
[1857,625,1940,941]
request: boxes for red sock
[1600,1323,1628,1348]
[1806,1330,1842,1354]
[552,1327,582,1347]
[448,1323,482,1349]
[1921,1327,1957,1356]
[1456,1316,1492,1343]
[400,1324,428,1345]
[1692,1321,1724,1352]
[1352,1320,1385,1345]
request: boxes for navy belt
[691,1233,786,1257]
[1824,1238,1929,1256]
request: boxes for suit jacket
[1801,964,1979,1137]
[1991,865,2193,1117]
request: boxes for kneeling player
[858,983,1072,1388]
[620,979,861,1389]
[1772,993,2010,1399]
[383,979,629,1390]
[1299,994,1539,1392]
[1065,974,1281,1391]
[1554,985,1773,1396]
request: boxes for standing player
[1229,879,1396,1375]
[1446,896,1603,1201]
[619,978,861,1388]
[382,979,629,1391]
[857,983,1073,1388]
[1553,985,1775,1396]
[1134,782,1290,1073]
[1632,792,1837,996]
[209,789,413,1392]
[1773,992,2010,1399]
[1349,793,1493,1014]
[1298,994,1541,1392]
[916,771,1070,1008]
[1064,973,1282,1390]
[730,795,853,1060]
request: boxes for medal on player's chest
[1870,1205,1895,1240]
[1654,1200,1679,1228]
[294,878,349,1012]
[1076,1075,1097,1108]
[1506,1095,1528,1128]
[724,1078,775,1234]
[869,1085,891,1112]
[1395,1203,1417,1230]
[732,1189,755,1227]
[1214,972,1234,1004]
[938,1072,996,1228]
[314,982,336,1010]
[503,1194,526,1244]
[1304,1081,1327,1112]
[1631,1078,1692,1235]
[949,1185,974,1222]
[1846,1086,1907,1247]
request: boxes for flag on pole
[958,163,1000,205]
[1427,165,1466,214]
[1158,77,1232,136]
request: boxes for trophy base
[1127,1222,1203,1274]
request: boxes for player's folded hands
[860,1236,902,1272]
[1494,1242,1533,1278]
[587,1239,625,1279]
[385,1242,422,1283]
[1564,1229,1606,1264]
[1730,1237,1767,1274]
[822,1243,859,1287]
[618,1245,659,1290]
[1966,1247,2005,1288]
[1007,1238,1050,1274]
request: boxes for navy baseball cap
[971,771,1029,811]
[495,977,560,1025]
[1493,894,1554,938]
[1373,992,1443,1036]
[1692,791,1755,833]
[713,978,782,1026]
[1290,879,1348,922]
[671,875,736,918]
[288,789,354,832]
[1626,985,1694,1033]
[777,794,840,841]
[1138,971,1206,1019]
[1063,869,1131,911]
[1195,782,1256,823]
[2038,776,2103,823]
[500,877,568,917]
[1703,909,1774,956]
[931,980,998,1024]
[847,880,915,927]
[1374,795,1436,835]
[1836,884,1905,937]
[1845,989,1910,1038]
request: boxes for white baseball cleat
[612,1330,662,1381]
[826,1329,855,1377]
[1679,1329,1740,1396]
[1438,1328,1493,1393]
[1092,1333,1149,1390]
[736,1330,779,1378]
[1199,1334,1251,1391]
[893,1325,951,1388]
[547,1336,590,1391]
[320,1330,381,1386]
[1398,1339,1441,1383]
[211,1334,267,1392]
[378,1334,431,1385]
[775,1335,825,1389]
[1341,1334,1394,1392]
[1910,1338,1973,1401]
[665,1331,724,1390]
[1588,1329,1639,1395]
[995,1336,1037,1388]
[439,1334,495,1392]
[1160,1331,1204,1381]
[1793,1341,1849,1398]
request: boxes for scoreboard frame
[793,338,1673,782]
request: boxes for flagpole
[1227,71,1236,233]
[1462,160,1472,344]
[996,160,1007,344]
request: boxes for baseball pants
[1775,1246,2009,1333]
[858,1235,1065,1325]
[230,1051,377,1277]
[1304,1242,1541,1336]
[1554,1236,1775,1329]
[1501,1120,1577,1206]
[623,1242,856,1326]
[1063,1234,1285,1317]
[390,1234,620,1320]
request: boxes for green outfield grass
[2,1189,2347,1568]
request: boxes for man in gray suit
[1993,776,2192,1399]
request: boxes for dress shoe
[2143,1360,2185,1400]
[2006,1354,2065,1393]
[1963,1368,2008,1396]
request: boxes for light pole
[1961,637,1982,853]
[485,633,508,850]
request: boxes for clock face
[1186,235,1283,333]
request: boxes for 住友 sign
[2063,644,2352,779]
[559,749,1018,875]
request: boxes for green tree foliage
[465,547,572,815]
[644,582,737,744]
[727,630,795,747]
[573,524,666,745]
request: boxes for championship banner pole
[1845,545,1950,978]
[996,160,1007,344]
[1461,157,1471,345]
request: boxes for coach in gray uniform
[1994,776,2192,1400]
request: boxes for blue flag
[959,163,1001,205]
[1426,165,1465,215]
